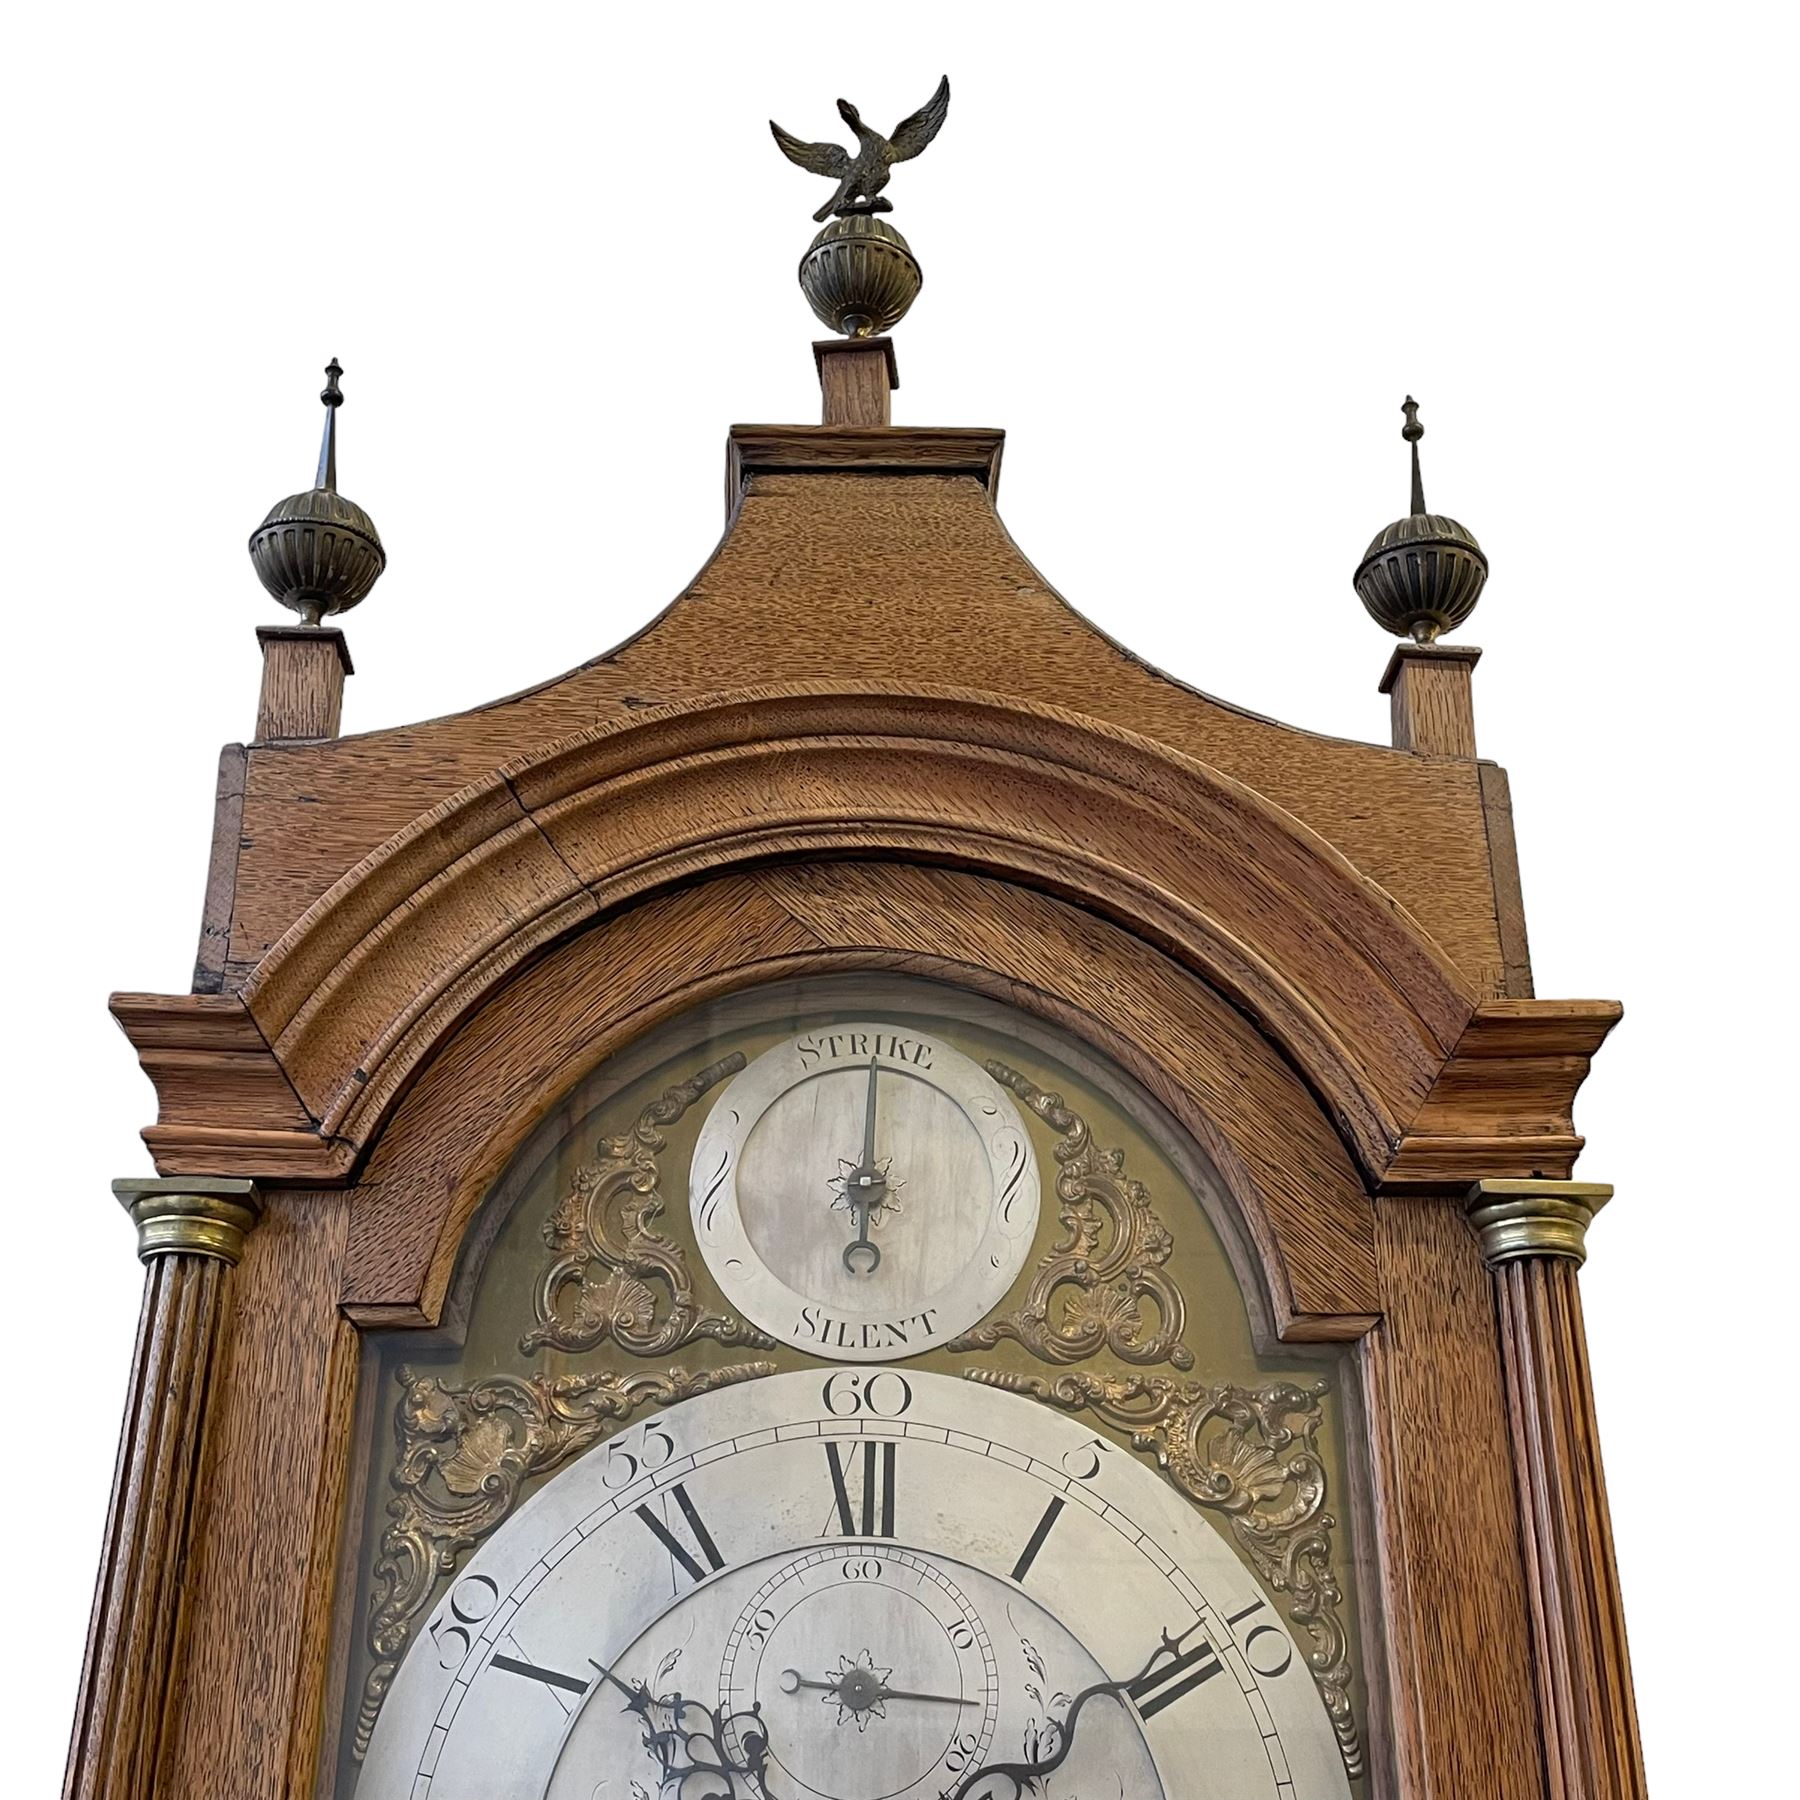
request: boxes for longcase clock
[65,82,1645,1800]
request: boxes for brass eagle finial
[770,75,951,222]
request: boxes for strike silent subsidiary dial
[690,1024,1040,1360]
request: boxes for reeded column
[1467,1179,1647,1800]
[64,1179,261,1800]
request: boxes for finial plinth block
[1379,642,1481,757]
[255,624,353,740]
[813,337,899,426]
[800,215,921,339]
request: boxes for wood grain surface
[226,685,1477,1181]
[153,1193,356,1800]
[253,627,352,743]
[1360,1198,1544,1799]
[213,446,1514,998]
[1386,1000,1622,1187]
[1380,644,1481,759]
[813,338,897,425]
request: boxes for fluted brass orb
[1353,396,1488,642]
[1354,512,1488,643]
[799,214,922,338]
[249,359,386,625]
[250,486,386,625]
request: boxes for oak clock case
[332,977,1375,1800]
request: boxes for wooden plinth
[255,626,352,742]
[1381,642,1481,757]
[813,336,898,426]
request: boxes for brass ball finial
[248,358,386,626]
[799,214,923,337]
[1353,395,1488,643]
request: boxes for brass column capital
[113,1177,262,1266]
[1465,1178,1612,1267]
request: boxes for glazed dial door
[358,1370,1350,1800]
[691,1025,1039,1360]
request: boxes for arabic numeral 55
[601,1419,677,1490]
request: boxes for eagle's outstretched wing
[886,75,950,163]
[769,120,850,178]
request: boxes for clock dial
[358,1370,1350,1800]
[335,976,1372,1799]
[691,1024,1039,1360]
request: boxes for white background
[3,4,1792,1792]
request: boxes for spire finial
[1352,397,1488,643]
[315,358,344,492]
[249,358,386,625]
[1402,395,1426,515]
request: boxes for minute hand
[944,1622,1204,1799]
[860,1053,879,1168]
[840,1055,885,1274]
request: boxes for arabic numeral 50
[427,1573,498,1669]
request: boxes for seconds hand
[779,1668,977,1708]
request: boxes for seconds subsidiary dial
[690,1024,1040,1359]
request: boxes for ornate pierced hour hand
[587,1654,776,1797]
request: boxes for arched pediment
[233,683,1477,1178]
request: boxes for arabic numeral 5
[1060,1436,1111,1482]
[427,1573,498,1669]
[602,1419,678,1490]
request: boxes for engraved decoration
[522,1056,774,1357]
[948,1061,1193,1370]
[354,1359,775,1758]
[973,1368,1365,1783]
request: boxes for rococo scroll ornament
[522,1056,774,1357]
[948,1062,1193,1369]
[972,1368,1364,1782]
[354,1359,775,1758]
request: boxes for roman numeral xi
[635,1483,725,1586]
